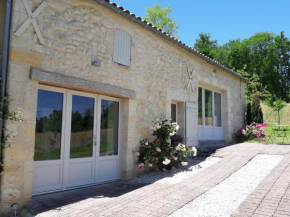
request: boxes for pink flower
[173,156,178,161]
[148,163,153,168]
[145,142,149,146]
[135,152,140,157]
[138,163,144,168]
[156,147,161,152]
[242,129,246,135]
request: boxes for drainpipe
[0,0,13,166]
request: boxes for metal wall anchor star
[186,67,194,92]
[14,0,47,45]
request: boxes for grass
[249,123,290,144]
[249,103,290,144]
[262,103,290,124]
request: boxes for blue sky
[116,0,290,46]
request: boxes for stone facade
[0,0,245,215]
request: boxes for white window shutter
[185,102,198,146]
[113,29,131,66]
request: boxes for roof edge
[93,0,247,82]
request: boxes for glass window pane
[100,100,119,156]
[205,89,213,126]
[70,95,94,159]
[198,88,203,125]
[35,90,63,161]
[215,92,222,127]
[171,104,177,123]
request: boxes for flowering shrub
[234,122,265,142]
[136,118,196,170]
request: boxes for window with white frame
[113,29,131,66]
[198,87,222,127]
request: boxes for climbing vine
[0,95,22,175]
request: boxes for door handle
[92,135,97,146]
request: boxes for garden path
[23,143,290,217]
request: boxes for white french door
[33,86,120,194]
[198,87,223,141]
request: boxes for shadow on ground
[24,182,148,216]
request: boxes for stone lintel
[30,67,136,99]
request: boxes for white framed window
[198,87,222,127]
[113,29,131,66]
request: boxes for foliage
[136,118,196,170]
[0,96,23,175]
[251,94,263,123]
[143,3,180,39]
[266,97,287,125]
[193,33,218,59]
[195,31,290,103]
[234,123,265,143]
[246,102,252,125]
[237,70,271,103]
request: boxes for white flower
[148,163,153,168]
[173,156,178,161]
[145,142,149,146]
[175,145,181,151]
[181,162,188,166]
[192,147,197,157]
[181,145,186,152]
[175,125,180,130]
[169,131,176,136]
[156,147,161,152]
[156,125,161,129]
[162,158,171,165]
[135,152,140,157]
[138,163,145,168]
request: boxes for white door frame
[33,85,121,194]
[63,90,98,188]
[96,95,121,182]
[198,86,223,141]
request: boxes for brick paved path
[24,143,290,217]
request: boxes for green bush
[135,118,196,170]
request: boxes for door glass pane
[171,104,177,123]
[70,95,94,159]
[205,89,213,126]
[198,87,203,125]
[215,92,222,127]
[100,100,119,156]
[35,90,63,161]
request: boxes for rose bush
[234,122,265,142]
[136,118,197,170]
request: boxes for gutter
[93,0,247,82]
[0,0,13,165]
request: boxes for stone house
[0,0,246,214]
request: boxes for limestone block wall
[0,0,245,214]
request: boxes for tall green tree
[143,3,180,38]
[266,97,287,125]
[196,31,290,102]
[273,32,290,101]
[193,33,218,59]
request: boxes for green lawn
[249,123,290,144]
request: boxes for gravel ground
[128,156,221,184]
[169,154,283,217]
